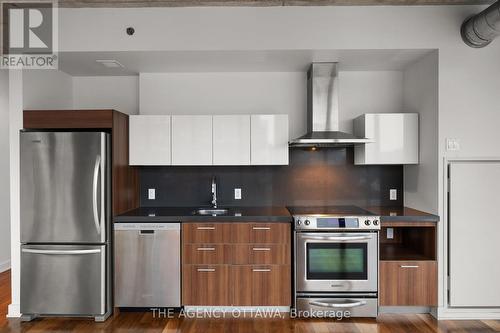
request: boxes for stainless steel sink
[194,208,229,216]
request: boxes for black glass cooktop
[286,205,375,216]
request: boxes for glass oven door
[307,243,368,280]
[296,232,378,293]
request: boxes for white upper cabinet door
[129,115,171,166]
[171,115,213,165]
[354,113,419,165]
[251,115,289,165]
[213,115,250,165]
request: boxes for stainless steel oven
[296,232,378,293]
[289,206,380,318]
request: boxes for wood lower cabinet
[183,223,231,243]
[232,265,290,306]
[182,222,291,306]
[231,244,289,265]
[380,261,437,306]
[183,244,229,264]
[182,265,230,306]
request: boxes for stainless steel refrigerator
[20,131,112,322]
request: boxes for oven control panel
[294,216,381,230]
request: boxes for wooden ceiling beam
[53,0,495,8]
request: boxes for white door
[449,161,500,307]
[171,115,212,165]
[213,115,250,165]
[129,115,171,165]
[251,115,289,165]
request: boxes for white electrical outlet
[446,138,461,151]
[234,188,242,200]
[148,188,156,200]
[390,189,397,201]
[387,228,394,240]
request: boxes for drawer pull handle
[197,227,215,230]
[400,265,420,268]
[252,227,271,230]
[197,247,215,251]
[197,268,216,272]
[309,300,367,308]
[252,269,271,272]
[252,248,271,251]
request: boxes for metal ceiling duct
[461,1,500,48]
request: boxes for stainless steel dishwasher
[114,223,180,307]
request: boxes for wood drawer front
[231,244,290,265]
[231,265,291,306]
[183,223,231,244]
[231,223,290,244]
[380,261,437,306]
[182,265,230,305]
[183,244,229,264]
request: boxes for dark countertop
[114,206,292,223]
[365,206,439,223]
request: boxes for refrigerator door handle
[22,249,101,255]
[92,155,101,235]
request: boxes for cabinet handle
[252,227,271,230]
[252,268,271,272]
[197,247,215,251]
[197,227,215,230]
[252,248,271,251]
[197,268,216,272]
[400,265,420,268]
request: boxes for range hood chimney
[289,63,372,148]
[461,0,500,48]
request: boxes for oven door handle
[309,300,367,308]
[301,235,373,241]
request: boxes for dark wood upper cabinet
[23,109,139,216]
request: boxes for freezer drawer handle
[197,227,215,230]
[252,248,271,251]
[252,227,271,230]
[22,249,101,255]
[400,265,420,268]
[309,300,367,308]
[92,155,101,235]
[197,268,216,272]
[197,247,215,251]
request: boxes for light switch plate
[148,188,156,200]
[390,189,397,201]
[387,228,394,239]
[234,188,242,200]
[446,138,461,151]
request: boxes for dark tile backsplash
[139,147,403,207]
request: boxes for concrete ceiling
[58,0,494,7]
[59,49,435,76]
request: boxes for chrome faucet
[211,176,218,209]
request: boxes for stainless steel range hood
[289,63,372,148]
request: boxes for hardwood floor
[0,270,499,333]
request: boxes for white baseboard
[437,306,500,320]
[7,304,21,318]
[0,260,10,273]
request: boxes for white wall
[140,70,403,139]
[0,70,11,272]
[403,51,439,214]
[23,70,73,109]
[73,76,139,115]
